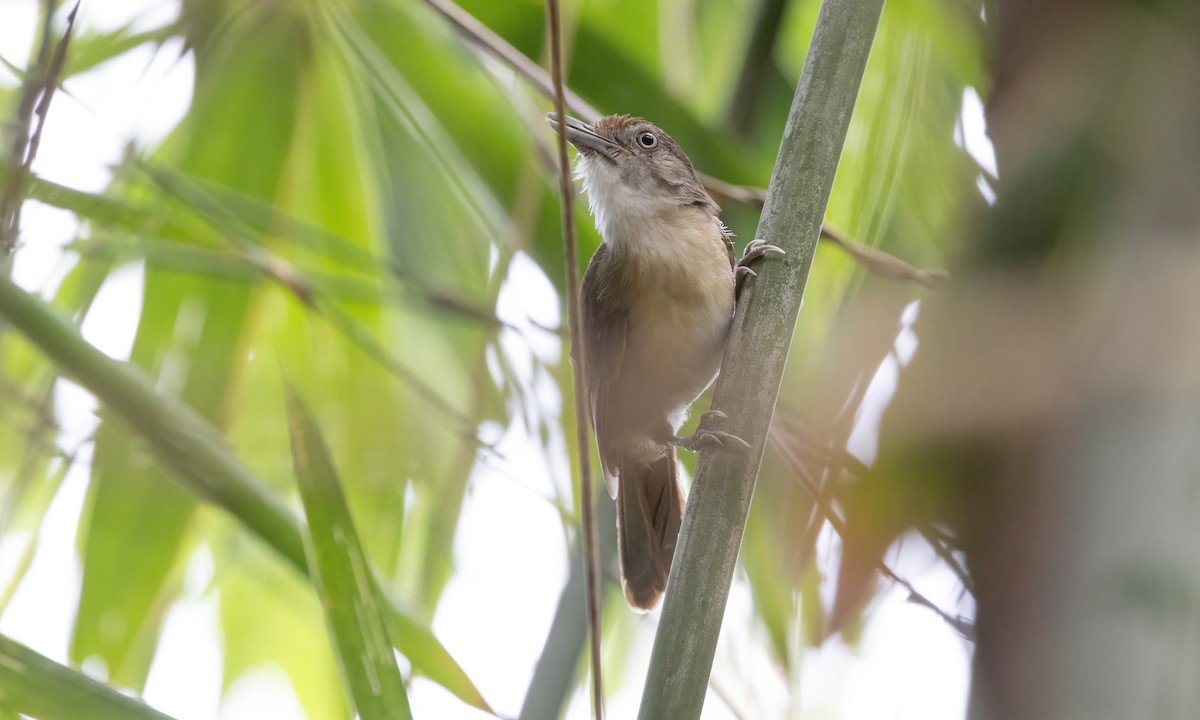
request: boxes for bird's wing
[577,243,627,498]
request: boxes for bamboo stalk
[636,0,886,715]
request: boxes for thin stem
[772,428,975,640]
[817,223,948,289]
[23,1,80,193]
[770,410,974,595]
[1,0,59,259]
[545,2,604,719]
[423,0,600,120]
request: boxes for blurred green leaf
[71,272,225,688]
[0,272,491,712]
[322,2,515,610]
[71,3,308,688]
[218,545,350,720]
[26,176,212,245]
[285,385,413,720]
[0,447,70,616]
[0,634,174,720]
[65,23,175,78]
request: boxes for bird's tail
[616,449,685,611]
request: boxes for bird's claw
[672,428,751,452]
[736,239,784,300]
[671,410,750,452]
[738,238,785,267]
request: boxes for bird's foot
[670,410,751,453]
[736,239,785,298]
[739,238,785,266]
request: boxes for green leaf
[72,271,251,689]
[0,273,491,712]
[65,24,175,78]
[70,5,305,687]
[0,634,175,720]
[26,175,218,250]
[285,385,412,720]
[218,550,350,720]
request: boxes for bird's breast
[609,209,735,426]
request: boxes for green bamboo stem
[636,0,886,715]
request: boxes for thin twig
[423,0,600,120]
[768,422,975,640]
[545,1,604,718]
[817,224,949,289]
[773,409,976,594]
[422,0,949,289]
[24,1,80,191]
[1,0,67,257]
[877,564,976,640]
[917,526,975,595]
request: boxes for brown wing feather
[578,243,626,498]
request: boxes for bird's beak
[544,113,619,155]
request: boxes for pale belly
[610,275,734,458]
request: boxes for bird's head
[545,113,716,229]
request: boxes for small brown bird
[547,113,780,610]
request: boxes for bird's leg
[735,238,786,300]
[669,410,751,453]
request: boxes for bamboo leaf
[26,173,379,276]
[69,6,309,683]
[285,385,413,720]
[0,634,175,720]
[72,270,250,689]
[637,0,886,716]
[0,273,491,712]
[65,24,175,78]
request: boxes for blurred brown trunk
[964,1,1200,718]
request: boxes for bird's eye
[638,132,657,148]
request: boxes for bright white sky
[0,1,991,718]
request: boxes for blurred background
[1,0,1195,718]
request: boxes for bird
[546,112,782,610]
